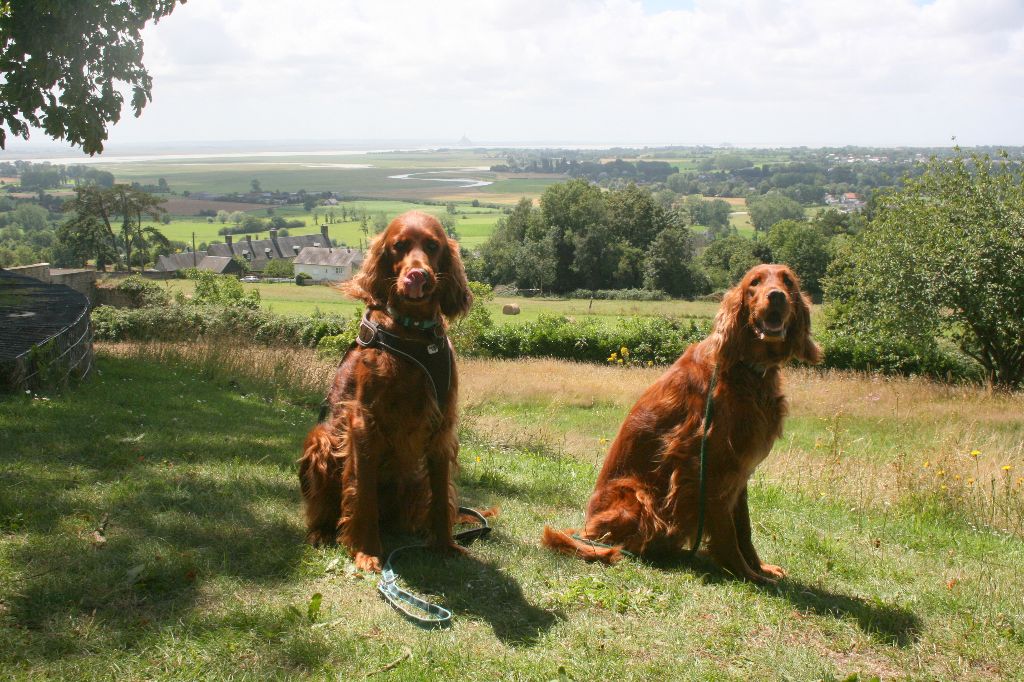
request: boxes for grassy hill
[2,342,1021,679]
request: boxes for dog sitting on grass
[542,264,820,583]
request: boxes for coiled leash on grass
[377,506,492,628]
[570,364,718,561]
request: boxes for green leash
[686,363,718,558]
[376,507,491,629]
[571,363,718,561]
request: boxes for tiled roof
[293,246,364,267]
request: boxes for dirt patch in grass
[160,197,267,215]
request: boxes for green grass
[155,279,725,322]
[151,200,505,249]
[2,344,1022,679]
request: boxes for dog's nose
[406,269,426,285]
[768,289,787,306]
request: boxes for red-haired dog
[299,211,472,571]
[543,264,820,583]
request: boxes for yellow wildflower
[620,347,629,357]
[967,477,975,486]
[599,437,608,445]
[940,484,947,491]
[937,469,945,477]
[1002,464,1013,471]
[953,474,961,481]
[970,449,981,458]
[617,358,624,365]
[646,360,653,367]
[475,456,481,463]
[922,460,930,468]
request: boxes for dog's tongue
[404,271,425,299]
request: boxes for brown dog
[299,211,472,572]
[542,264,820,583]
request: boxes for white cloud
[94,0,1024,146]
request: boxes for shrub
[567,288,670,301]
[262,258,294,278]
[113,275,169,307]
[476,314,710,365]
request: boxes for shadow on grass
[384,534,559,646]
[647,554,921,647]
[0,353,309,662]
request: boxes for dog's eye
[424,240,439,254]
[782,274,794,287]
[750,278,761,287]
[393,241,408,253]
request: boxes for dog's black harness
[319,309,453,422]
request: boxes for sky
[10,0,1024,152]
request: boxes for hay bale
[502,303,521,315]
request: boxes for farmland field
[152,200,506,249]
[155,279,726,322]
[2,341,1021,680]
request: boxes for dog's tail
[541,526,624,564]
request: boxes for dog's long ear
[343,230,392,306]
[790,289,822,364]
[710,279,747,367]
[439,237,472,320]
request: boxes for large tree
[823,150,1024,389]
[765,219,831,301]
[0,0,185,154]
[747,193,805,232]
[642,226,706,297]
[62,184,167,271]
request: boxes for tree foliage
[765,219,830,301]
[823,150,1024,388]
[747,193,805,232]
[62,184,167,271]
[0,0,185,154]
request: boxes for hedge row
[91,304,982,382]
[92,304,360,349]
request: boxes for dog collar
[386,305,441,330]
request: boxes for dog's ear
[343,230,392,306]
[790,289,821,364]
[710,279,747,367]
[439,237,472,320]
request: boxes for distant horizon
[2,135,1011,165]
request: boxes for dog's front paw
[353,551,382,572]
[759,563,787,580]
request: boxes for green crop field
[151,200,506,249]
[156,279,726,322]
[3,341,1021,679]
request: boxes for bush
[113,275,169,307]
[262,258,294,278]
[567,288,670,301]
[476,314,710,365]
[92,304,361,349]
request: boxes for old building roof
[156,251,206,271]
[293,246,364,267]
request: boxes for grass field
[156,279,726,322]
[2,341,1021,679]
[151,200,506,249]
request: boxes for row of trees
[472,181,710,296]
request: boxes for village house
[156,225,333,274]
[292,245,364,282]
